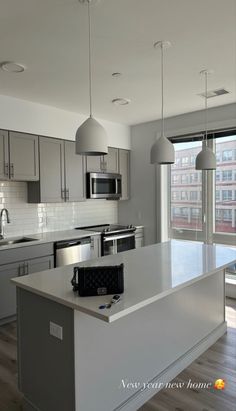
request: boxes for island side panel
[74,270,225,411]
[17,288,75,411]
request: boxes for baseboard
[115,322,227,411]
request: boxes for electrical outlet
[49,321,63,340]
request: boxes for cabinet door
[9,132,39,181]
[27,256,54,274]
[39,137,65,202]
[0,262,21,320]
[64,141,86,202]
[86,156,102,172]
[119,149,130,200]
[0,130,9,180]
[103,147,119,173]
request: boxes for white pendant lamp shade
[75,117,108,155]
[195,145,216,170]
[75,0,108,156]
[150,41,175,165]
[195,70,216,170]
[151,134,175,164]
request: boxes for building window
[172,191,180,201]
[222,170,232,181]
[190,191,198,201]
[190,155,196,165]
[181,191,188,200]
[181,157,189,166]
[191,208,201,219]
[216,190,220,201]
[216,171,221,181]
[223,209,232,221]
[216,152,221,163]
[222,190,232,201]
[222,150,233,162]
[181,174,189,184]
[190,173,198,183]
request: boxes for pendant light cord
[205,71,208,146]
[87,0,93,117]
[161,43,164,137]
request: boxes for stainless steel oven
[103,231,135,256]
[76,224,136,256]
[86,172,122,199]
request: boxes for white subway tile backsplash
[0,182,118,237]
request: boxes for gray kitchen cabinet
[86,147,119,173]
[9,132,39,181]
[0,262,19,320]
[119,149,130,200]
[64,140,86,202]
[102,147,119,173]
[0,249,54,323]
[28,137,65,203]
[86,155,102,172]
[0,130,9,180]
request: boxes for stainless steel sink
[0,237,38,247]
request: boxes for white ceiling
[0,0,235,125]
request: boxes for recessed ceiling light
[112,98,131,106]
[112,72,122,78]
[0,62,26,73]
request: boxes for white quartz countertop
[11,240,236,323]
[0,229,100,251]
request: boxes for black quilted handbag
[71,264,124,296]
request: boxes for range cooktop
[75,224,135,234]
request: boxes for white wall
[0,94,131,149]
[118,103,236,245]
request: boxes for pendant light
[150,41,175,165]
[195,70,216,170]
[75,0,108,156]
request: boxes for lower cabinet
[0,255,54,322]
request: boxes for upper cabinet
[86,147,119,173]
[119,149,130,201]
[0,130,9,180]
[64,140,86,202]
[0,130,39,181]
[28,137,85,203]
[9,132,39,181]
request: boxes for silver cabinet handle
[10,163,14,178]
[4,163,9,177]
[61,189,65,200]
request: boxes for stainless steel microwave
[86,172,122,199]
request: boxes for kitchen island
[12,240,236,411]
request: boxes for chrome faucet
[0,208,10,239]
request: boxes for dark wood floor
[0,299,235,411]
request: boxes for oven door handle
[103,233,135,242]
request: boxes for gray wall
[118,103,236,246]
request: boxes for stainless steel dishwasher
[55,237,91,267]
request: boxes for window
[216,190,220,201]
[222,170,232,181]
[181,191,188,200]
[181,157,189,166]
[190,191,198,201]
[170,133,236,239]
[215,135,236,234]
[181,174,189,184]
[170,141,202,231]
[222,150,233,161]
[172,175,180,185]
[222,190,232,201]
[172,191,180,201]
